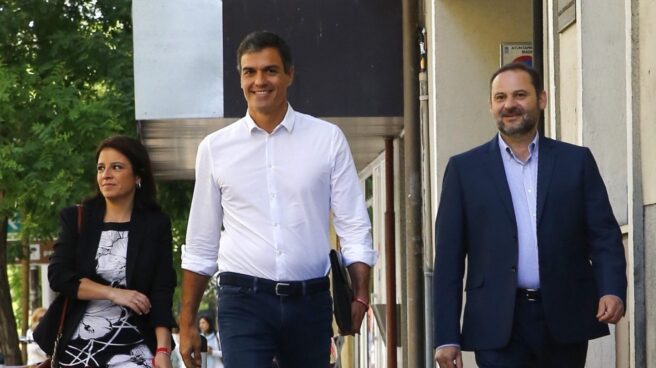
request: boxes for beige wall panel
[641,2,656,366]
[579,0,628,225]
[644,203,656,367]
[557,25,579,145]
[433,0,533,191]
[640,0,656,206]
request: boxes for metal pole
[384,137,397,368]
[402,0,425,365]
[418,66,434,368]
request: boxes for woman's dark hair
[93,135,161,212]
[198,315,216,334]
[236,30,293,73]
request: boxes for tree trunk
[0,213,22,364]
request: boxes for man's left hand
[344,262,372,335]
[345,297,368,335]
[596,295,624,324]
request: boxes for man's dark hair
[490,63,543,95]
[236,31,293,73]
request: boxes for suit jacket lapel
[484,137,517,228]
[536,137,556,226]
[126,209,145,286]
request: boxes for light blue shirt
[498,133,540,289]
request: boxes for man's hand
[344,297,368,335]
[344,261,371,335]
[179,270,211,368]
[179,325,202,368]
[596,295,624,324]
[434,346,463,368]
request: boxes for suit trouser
[474,295,588,368]
[217,275,333,368]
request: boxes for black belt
[516,288,541,302]
[218,272,329,297]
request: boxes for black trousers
[475,297,588,368]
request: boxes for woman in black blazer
[35,136,176,368]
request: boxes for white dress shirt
[498,133,540,289]
[182,105,377,281]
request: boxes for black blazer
[35,198,176,354]
[432,136,627,351]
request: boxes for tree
[0,1,134,363]
[0,3,201,363]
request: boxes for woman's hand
[108,288,151,315]
[77,278,151,315]
[153,351,173,368]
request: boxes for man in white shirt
[179,31,377,368]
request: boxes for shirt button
[276,250,282,255]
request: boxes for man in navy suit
[433,63,627,368]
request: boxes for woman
[26,307,48,365]
[198,316,223,368]
[35,136,176,367]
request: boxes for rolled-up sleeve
[182,137,223,276]
[330,128,377,267]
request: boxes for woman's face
[97,148,139,204]
[199,318,210,333]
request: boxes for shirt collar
[244,103,296,134]
[497,132,540,163]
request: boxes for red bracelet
[156,347,171,356]
[353,296,369,309]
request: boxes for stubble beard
[496,110,538,137]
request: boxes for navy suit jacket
[432,135,627,351]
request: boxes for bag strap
[76,204,83,235]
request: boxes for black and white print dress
[60,222,154,368]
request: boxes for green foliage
[0,0,201,341]
[0,1,135,240]
[158,180,194,315]
[7,264,23,331]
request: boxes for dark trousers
[217,282,333,368]
[475,297,588,368]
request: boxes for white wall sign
[500,42,533,67]
[133,0,224,119]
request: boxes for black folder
[329,249,353,333]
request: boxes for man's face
[240,47,294,118]
[489,69,546,137]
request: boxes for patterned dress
[59,223,154,368]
